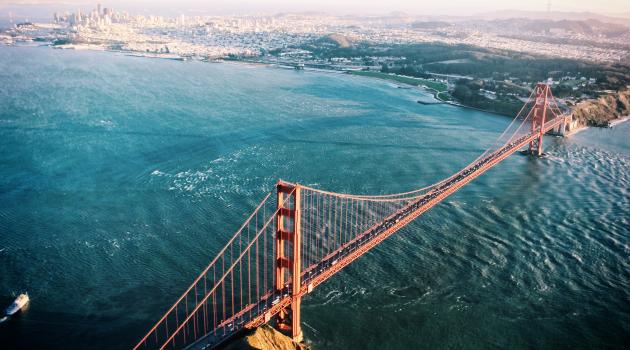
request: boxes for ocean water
[0,46,628,349]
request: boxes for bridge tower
[528,83,551,156]
[274,181,303,342]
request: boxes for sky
[2,0,630,18]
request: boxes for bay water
[0,46,628,349]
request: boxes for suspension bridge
[134,83,571,350]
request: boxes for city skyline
[2,0,630,18]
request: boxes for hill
[323,33,352,48]
[571,87,630,127]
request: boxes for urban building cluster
[53,4,130,27]
[1,4,628,65]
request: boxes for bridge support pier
[549,114,570,136]
[561,115,572,136]
[274,181,303,342]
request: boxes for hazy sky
[2,0,630,17]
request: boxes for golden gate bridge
[134,83,572,349]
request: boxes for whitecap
[571,252,583,264]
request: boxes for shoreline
[4,43,629,131]
[566,115,629,136]
[567,125,589,136]
[0,44,538,116]
[236,58,445,102]
[441,100,513,117]
[609,116,629,127]
[344,70,448,103]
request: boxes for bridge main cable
[134,83,567,350]
[299,88,538,202]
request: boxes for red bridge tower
[527,83,552,156]
[274,181,303,341]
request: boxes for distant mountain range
[1,4,629,28]
[471,10,630,27]
[477,18,629,37]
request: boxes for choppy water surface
[0,46,628,349]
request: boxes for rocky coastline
[570,87,630,129]
[222,325,309,350]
